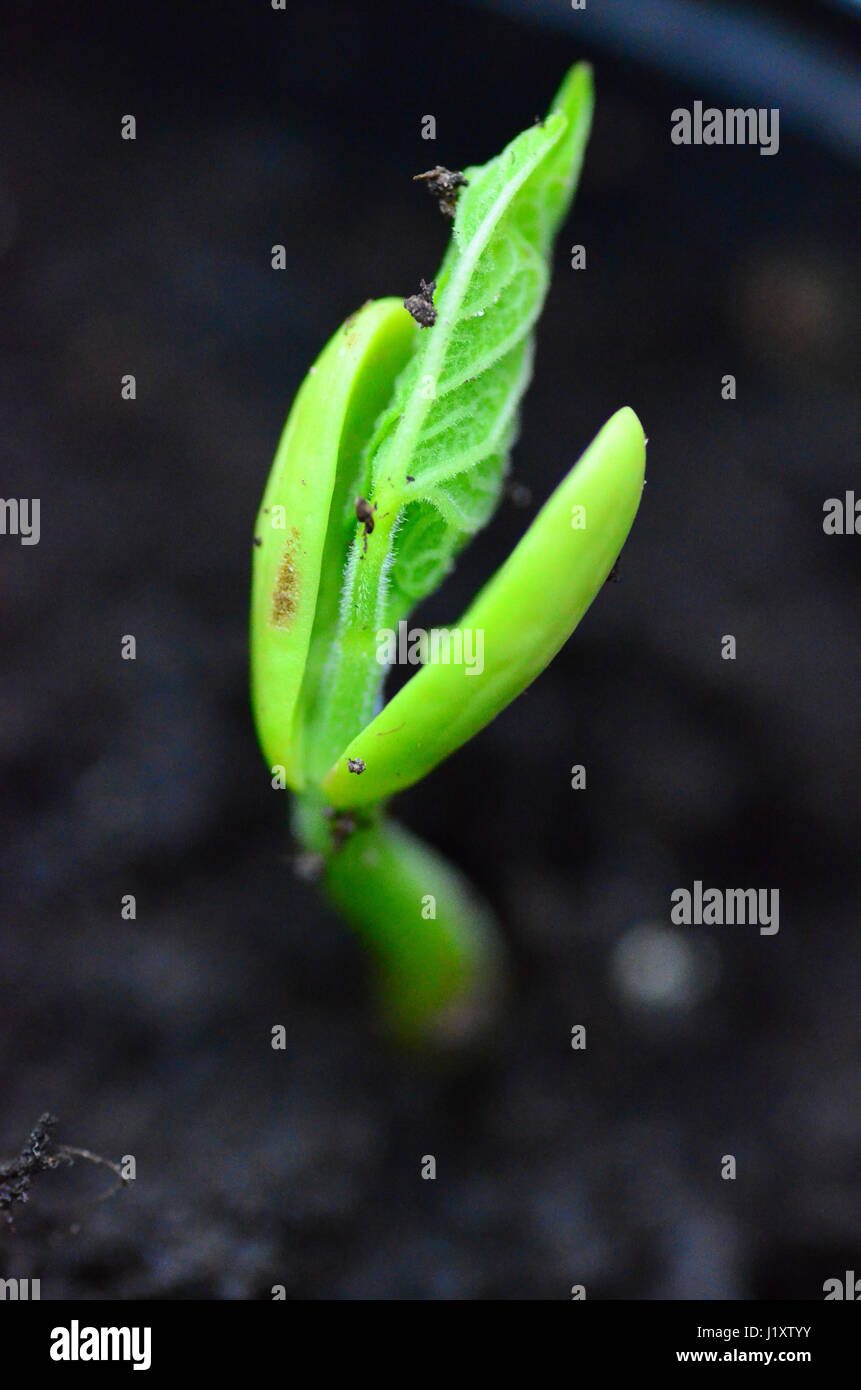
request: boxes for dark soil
[1,0,858,1299]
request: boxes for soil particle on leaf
[404,279,437,328]
[355,497,377,554]
[413,165,469,218]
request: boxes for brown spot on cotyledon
[270,527,301,629]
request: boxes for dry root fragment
[0,1113,127,1229]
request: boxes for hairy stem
[305,507,398,780]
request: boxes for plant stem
[304,507,398,781]
[293,793,504,1047]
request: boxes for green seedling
[250,63,646,1046]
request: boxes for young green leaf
[321,406,646,809]
[311,63,595,770]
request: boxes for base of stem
[294,796,505,1049]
